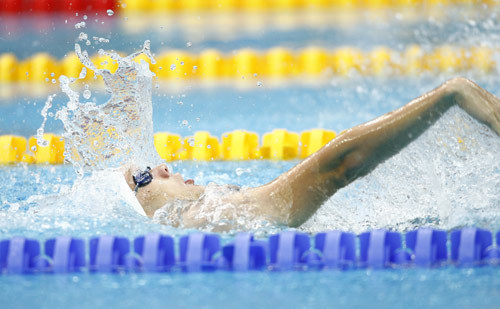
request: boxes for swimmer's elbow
[288,212,312,228]
[443,77,475,100]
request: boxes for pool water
[2,7,500,309]
[2,267,500,309]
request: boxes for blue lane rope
[1,227,500,274]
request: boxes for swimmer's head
[122,164,203,217]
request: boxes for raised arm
[256,77,500,227]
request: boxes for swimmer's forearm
[313,77,500,180]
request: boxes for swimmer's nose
[152,164,170,179]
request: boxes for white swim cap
[87,169,148,217]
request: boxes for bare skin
[123,77,500,229]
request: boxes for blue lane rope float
[1,227,500,275]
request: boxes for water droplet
[170,64,176,71]
[177,101,183,105]
[79,67,87,79]
[83,15,88,20]
[186,42,192,47]
[181,120,188,126]
[180,61,184,65]
[50,72,55,77]
[195,117,200,122]
[257,81,263,87]
[45,77,49,82]
[51,79,56,84]
[78,32,88,41]
[31,146,37,152]
[74,22,86,29]
[83,89,92,99]
[188,137,195,146]
[236,168,244,176]
[107,9,114,16]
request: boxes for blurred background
[1,0,500,138]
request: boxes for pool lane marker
[1,228,499,274]
[0,45,496,86]
[1,0,496,14]
[0,129,342,164]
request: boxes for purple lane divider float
[311,230,356,269]
[359,230,402,268]
[406,228,447,267]
[451,227,492,265]
[44,236,86,273]
[179,233,220,272]
[130,233,175,272]
[89,235,130,272]
[484,231,500,261]
[221,232,267,271]
[269,230,310,270]
[0,237,40,274]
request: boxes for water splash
[153,183,282,235]
[5,39,168,236]
[36,94,56,147]
[53,40,161,176]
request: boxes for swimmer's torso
[152,183,288,232]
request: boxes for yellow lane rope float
[0,129,343,164]
[119,0,499,12]
[117,8,491,38]
[0,45,497,87]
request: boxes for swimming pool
[2,4,500,309]
[1,77,500,308]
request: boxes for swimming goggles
[132,166,153,194]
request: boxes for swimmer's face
[123,164,201,217]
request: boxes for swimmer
[122,77,500,231]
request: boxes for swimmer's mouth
[185,179,195,185]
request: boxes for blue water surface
[1,267,500,309]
